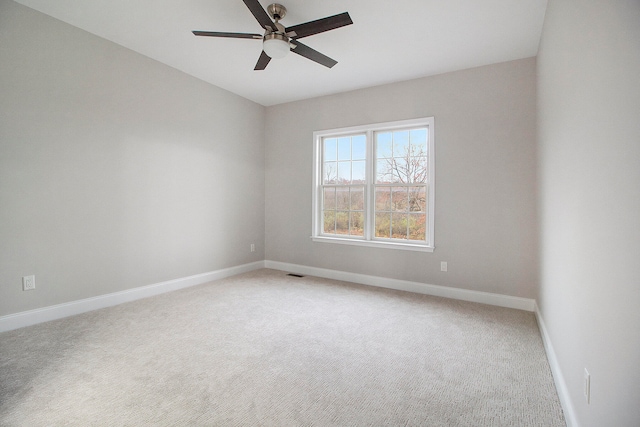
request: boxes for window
[312,117,435,252]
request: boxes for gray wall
[265,58,538,298]
[537,0,640,425]
[0,1,265,317]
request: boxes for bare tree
[378,144,428,212]
[378,144,428,184]
[324,163,337,184]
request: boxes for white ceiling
[13,0,548,106]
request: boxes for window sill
[311,236,434,252]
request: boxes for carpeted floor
[0,269,565,426]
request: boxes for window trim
[312,117,435,252]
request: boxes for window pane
[391,158,408,183]
[408,187,426,212]
[375,187,391,211]
[391,213,408,239]
[393,131,409,156]
[377,158,409,184]
[336,187,349,210]
[338,137,351,160]
[323,161,337,184]
[376,132,392,159]
[352,135,366,160]
[350,212,364,236]
[324,138,337,161]
[352,160,365,183]
[375,212,391,238]
[409,156,428,183]
[410,129,427,155]
[336,211,349,234]
[350,187,364,210]
[409,213,427,240]
[338,162,351,183]
[376,129,430,185]
[323,210,336,234]
[391,187,408,211]
[376,159,392,183]
[323,187,336,210]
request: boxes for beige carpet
[0,269,565,426]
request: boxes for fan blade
[285,12,352,39]
[290,41,337,68]
[254,51,271,70]
[242,0,276,31]
[192,31,262,39]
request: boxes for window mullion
[365,130,374,241]
[313,134,321,237]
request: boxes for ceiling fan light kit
[192,0,352,70]
[263,33,290,59]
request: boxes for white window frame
[312,117,435,252]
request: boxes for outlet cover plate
[23,275,36,291]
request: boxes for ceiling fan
[192,0,353,70]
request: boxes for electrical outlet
[250,243,255,252]
[584,368,591,404]
[23,275,36,291]
[440,261,448,272]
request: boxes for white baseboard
[0,261,265,333]
[535,303,577,427]
[264,260,536,312]
[1,260,535,332]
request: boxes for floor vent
[287,273,305,278]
